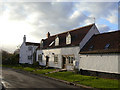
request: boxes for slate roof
[25,42,40,46]
[80,30,120,54]
[41,23,95,49]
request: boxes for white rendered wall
[79,54,119,74]
[37,48,61,68]
[37,46,80,70]
[19,43,28,64]
[61,46,80,70]
[80,25,100,50]
[19,42,38,64]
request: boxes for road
[2,67,79,88]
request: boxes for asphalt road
[2,67,79,89]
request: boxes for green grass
[2,64,55,74]
[34,69,55,74]
[3,65,119,88]
[46,71,119,88]
[23,67,35,72]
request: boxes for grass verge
[45,71,119,88]
[2,65,119,88]
[2,64,55,74]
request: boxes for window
[104,44,110,49]
[28,55,32,60]
[49,41,55,46]
[68,56,74,64]
[28,46,32,51]
[55,36,59,46]
[40,40,43,48]
[66,33,71,44]
[89,45,94,51]
[54,55,58,63]
[38,54,42,62]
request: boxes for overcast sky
[0,1,118,53]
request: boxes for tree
[2,50,19,65]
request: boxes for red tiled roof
[41,24,95,49]
[80,30,120,54]
[25,42,40,46]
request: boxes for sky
[0,1,119,53]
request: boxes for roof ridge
[44,23,95,40]
[54,23,94,36]
[26,42,39,44]
[94,30,120,37]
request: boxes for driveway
[2,67,79,88]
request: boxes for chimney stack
[47,32,50,38]
[23,35,26,43]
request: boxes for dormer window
[55,36,59,46]
[104,44,110,49]
[66,32,71,44]
[40,40,43,48]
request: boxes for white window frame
[55,36,59,46]
[66,33,71,44]
[54,54,58,64]
[40,40,43,48]
[38,54,42,62]
[28,55,32,60]
[68,56,74,65]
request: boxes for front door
[46,56,49,66]
[62,56,66,69]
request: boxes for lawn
[45,71,119,88]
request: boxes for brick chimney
[47,32,50,38]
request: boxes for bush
[2,50,19,65]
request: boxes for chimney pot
[47,32,50,38]
[23,35,26,42]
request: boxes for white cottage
[79,30,120,77]
[36,24,100,70]
[19,35,39,64]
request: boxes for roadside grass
[2,64,56,74]
[34,69,55,74]
[23,67,35,72]
[45,71,119,88]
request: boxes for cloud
[0,2,118,52]
[3,2,117,35]
[75,2,118,24]
[105,11,118,24]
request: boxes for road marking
[1,80,13,88]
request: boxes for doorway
[46,56,49,66]
[62,56,66,69]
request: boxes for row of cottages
[79,30,120,76]
[19,23,120,78]
[36,24,100,70]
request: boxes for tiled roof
[25,42,40,46]
[41,24,95,49]
[80,30,120,54]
